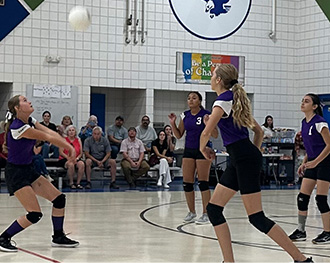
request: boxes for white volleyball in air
[68,6,91,31]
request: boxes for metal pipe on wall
[125,0,132,44]
[269,0,276,40]
[133,0,139,44]
[141,0,146,43]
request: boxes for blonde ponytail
[214,64,254,129]
[232,84,254,129]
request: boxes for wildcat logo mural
[203,0,231,19]
[169,0,252,40]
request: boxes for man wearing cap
[120,127,150,188]
[79,115,104,147]
[107,116,128,159]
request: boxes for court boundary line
[140,200,330,260]
[18,247,61,263]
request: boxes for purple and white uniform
[213,90,249,147]
[301,115,329,160]
[7,118,36,165]
[181,108,210,149]
[212,90,262,194]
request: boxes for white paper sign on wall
[169,0,252,40]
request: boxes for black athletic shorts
[220,138,262,195]
[303,154,330,182]
[5,162,41,196]
[58,158,67,168]
[183,148,206,160]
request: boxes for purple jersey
[7,118,36,165]
[301,115,329,159]
[213,90,249,147]
[181,108,210,149]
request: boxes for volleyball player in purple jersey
[169,91,218,224]
[0,95,79,252]
[200,64,312,262]
[289,94,330,244]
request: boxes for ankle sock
[297,214,307,232]
[52,216,64,235]
[1,220,24,239]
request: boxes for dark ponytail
[306,93,323,117]
[3,95,20,153]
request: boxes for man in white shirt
[120,127,150,188]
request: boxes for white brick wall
[0,0,328,133]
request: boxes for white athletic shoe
[195,213,210,225]
[183,212,197,223]
[157,175,163,187]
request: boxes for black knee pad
[297,193,310,211]
[26,211,43,224]
[316,195,330,214]
[198,181,209,192]
[248,211,275,234]
[52,194,66,209]
[206,203,226,226]
[183,182,194,192]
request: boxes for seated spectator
[150,130,172,188]
[120,127,150,189]
[40,111,59,158]
[261,115,274,140]
[136,115,157,152]
[57,124,65,137]
[294,131,305,184]
[58,125,85,189]
[33,141,53,182]
[59,115,73,137]
[40,111,57,131]
[79,115,104,146]
[295,131,305,155]
[164,124,176,158]
[107,116,128,159]
[84,126,118,189]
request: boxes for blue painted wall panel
[90,93,106,131]
[0,0,29,42]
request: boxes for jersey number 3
[196,117,202,125]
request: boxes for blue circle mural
[169,0,252,40]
